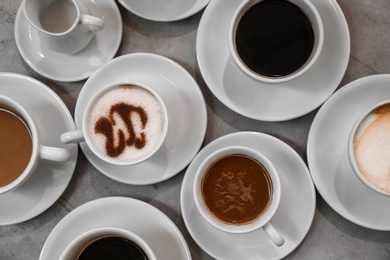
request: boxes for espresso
[75,235,148,260]
[0,107,32,187]
[87,85,164,162]
[354,103,390,193]
[201,154,273,225]
[235,0,315,77]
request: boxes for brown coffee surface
[201,154,273,225]
[0,108,32,187]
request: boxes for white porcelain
[181,132,316,259]
[0,73,77,225]
[40,197,191,260]
[308,74,390,231]
[228,0,323,84]
[23,0,104,54]
[197,0,349,121]
[15,0,122,82]
[74,53,207,185]
[60,227,156,260]
[348,100,390,197]
[62,81,168,166]
[193,146,284,246]
[0,96,70,194]
[118,0,209,22]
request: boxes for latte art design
[94,102,148,158]
[87,85,164,163]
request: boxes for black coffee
[75,235,148,260]
[235,0,315,77]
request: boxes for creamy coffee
[201,154,273,225]
[86,84,165,162]
[0,107,32,187]
[40,0,77,33]
[353,103,390,193]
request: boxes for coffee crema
[235,0,315,77]
[201,154,273,225]
[354,103,390,193]
[75,235,148,260]
[87,84,164,162]
[0,107,32,187]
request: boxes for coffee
[40,0,77,33]
[201,154,273,225]
[0,107,32,187]
[75,235,148,260]
[235,0,315,77]
[86,84,165,162]
[353,103,390,193]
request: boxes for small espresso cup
[59,227,156,260]
[348,100,390,197]
[23,0,105,54]
[0,95,70,194]
[61,82,168,166]
[229,0,324,84]
[193,146,285,246]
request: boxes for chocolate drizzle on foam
[94,102,148,158]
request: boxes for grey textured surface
[1,0,390,259]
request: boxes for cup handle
[61,130,85,144]
[40,145,70,162]
[80,14,104,32]
[262,222,285,247]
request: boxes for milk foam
[354,104,390,193]
[87,85,164,162]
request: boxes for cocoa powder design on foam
[94,102,148,158]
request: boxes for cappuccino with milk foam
[353,103,390,194]
[86,84,164,162]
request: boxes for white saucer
[14,0,122,82]
[181,132,316,259]
[75,53,207,185]
[308,74,390,231]
[40,197,191,259]
[197,0,350,121]
[118,0,209,22]
[0,73,77,225]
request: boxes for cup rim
[348,99,390,197]
[228,0,324,84]
[82,81,169,166]
[23,0,81,36]
[0,95,39,194]
[193,146,281,233]
[59,226,156,260]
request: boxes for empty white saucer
[75,53,207,185]
[181,132,316,259]
[118,0,209,22]
[14,0,122,82]
[308,74,390,230]
[0,73,77,225]
[197,0,350,121]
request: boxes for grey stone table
[1,0,390,259]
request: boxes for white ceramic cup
[193,146,285,247]
[23,0,105,54]
[348,100,390,197]
[61,81,168,166]
[59,227,156,260]
[0,95,70,194]
[228,0,324,84]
